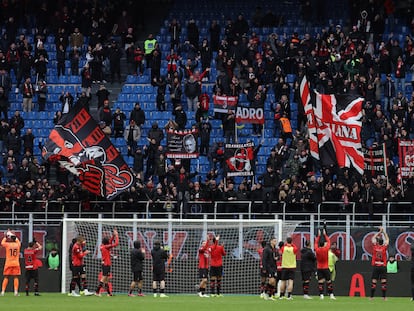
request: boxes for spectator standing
[185,75,201,111]
[0,68,11,120]
[169,19,181,50]
[9,110,25,135]
[98,100,112,126]
[124,119,141,156]
[144,34,157,69]
[21,77,34,112]
[81,63,92,98]
[112,107,126,138]
[59,91,74,114]
[96,84,110,109]
[36,80,47,111]
[69,47,80,76]
[107,40,122,84]
[56,44,66,77]
[129,102,146,129]
[69,28,84,50]
[173,104,187,130]
[16,50,33,93]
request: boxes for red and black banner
[300,76,364,174]
[235,106,265,124]
[224,142,255,177]
[42,104,134,200]
[166,128,199,159]
[399,139,414,179]
[213,95,237,113]
[363,143,387,177]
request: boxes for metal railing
[0,200,413,226]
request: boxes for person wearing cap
[112,107,126,138]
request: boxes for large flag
[224,142,255,177]
[300,76,364,174]
[166,128,199,159]
[235,106,265,124]
[42,105,134,199]
[363,143,387,177]
[300,76,319,159]
[213,95,237,113]
[399,139,414,179]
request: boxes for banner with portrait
[166,128,199,159]
[224,142,255,177]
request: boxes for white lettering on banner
[330,123,358,140]
[405,155,414,166]
[235,107,264,121]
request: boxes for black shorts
[277,270,282,281]
[102,265,111,276]
[372,266,387,280]
[260,268,267,278]
[281,268,295,281]
[210,266,223,277]
[153,270,165,282]
[301,270,313,281]
[317,268,331,281]
[199,268,209,279]
[133,271,143,282]
[267,270,277,279]
[25,269,39,281]
[72,266,83,276]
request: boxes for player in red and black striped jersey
[209,235,226,297]
[24,240,42,296]
[198,238,210,297]
[370,226,389,300]
[95,228,119,296]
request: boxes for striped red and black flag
[42,104,134,199]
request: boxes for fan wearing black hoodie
[300,240,316,299]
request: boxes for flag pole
[383,142,388,185]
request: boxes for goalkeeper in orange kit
[1,229,22,296]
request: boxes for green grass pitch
[1,294,412,311]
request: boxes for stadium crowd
[0,0,414,217]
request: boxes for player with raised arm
[279,236,298,300]
[198,238,210,297]
[210,235,226,297]
[1,229,21,296]
[24,240,43,296]
[315,228,335,300]
[300,240,316,299]
[262,237,279,301]
[95,228,119,297]
[151,240,169,298]
[370,226,389,300]
[69,236,93,296]
[258,240,267,298]
[128,240,145,297]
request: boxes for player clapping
[95,228,119,297]
[128,240,145,297]
[69,236,93,296]
[209,235,226,297]
[24,240,43,296]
